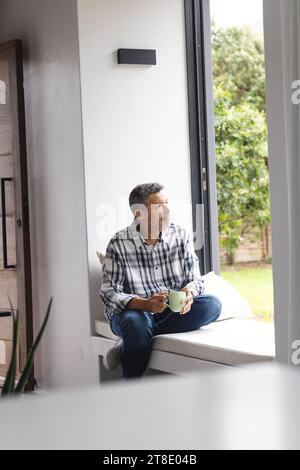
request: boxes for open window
[185,0,274,324]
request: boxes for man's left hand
[180,287,194,315]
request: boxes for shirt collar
[128,219,170,249]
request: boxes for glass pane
[0,57,18,381]
[0,59,13,172]
[210,0,274,323]
[0,80,6,105]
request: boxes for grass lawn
[220,264,274,322]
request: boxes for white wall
[77,0,194,324]
[0,0,98,388]
[0,0,200,387]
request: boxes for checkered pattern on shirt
[100,221,205,322]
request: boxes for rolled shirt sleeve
[183,232,205,297]
[100,240,139,316]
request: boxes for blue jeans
[110,294,222,379]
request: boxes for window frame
[184,0,220,275]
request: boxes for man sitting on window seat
[100,182,222,379]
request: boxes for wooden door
[0,40,33,385]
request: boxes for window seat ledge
[94,317,275,367]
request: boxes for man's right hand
[145,292,169,313]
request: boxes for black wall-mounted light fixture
[117,49,156,65]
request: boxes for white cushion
[96,251,105,265]
[202,271,254,321]
[95,318,275,366]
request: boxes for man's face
[145,192,170,236]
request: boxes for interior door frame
[0,40,33,383]
[184,0,220,275]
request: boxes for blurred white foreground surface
[0,364,299,450]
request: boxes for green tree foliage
[212,24,266,112]
[212,24,270,264]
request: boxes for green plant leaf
[14,297,53,394]
[1,299,19,396]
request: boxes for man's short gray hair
[129,182,164,212]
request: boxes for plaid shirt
[100,220,205,322]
